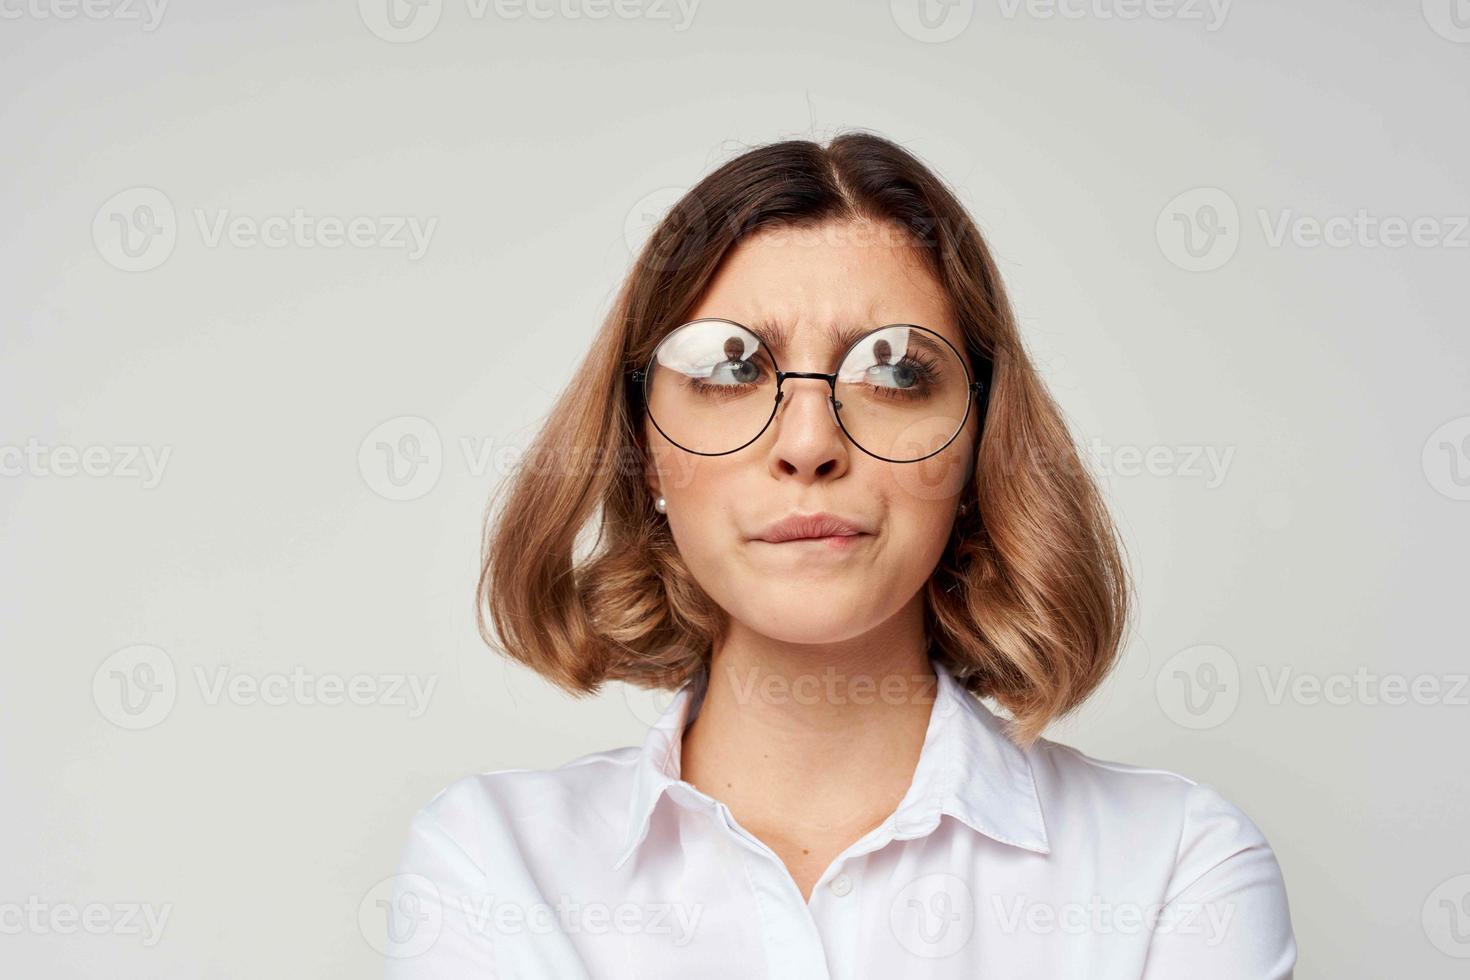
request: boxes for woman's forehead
[685,223,961,355]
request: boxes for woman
[384,132,1296,978]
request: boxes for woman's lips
[752,512,874,543]
[755,533,869,550]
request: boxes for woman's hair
[477,131,1131,745]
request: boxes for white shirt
[383,658,1296,978]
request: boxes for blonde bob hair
[478,131,1131,746]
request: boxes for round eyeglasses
[628,318,991,463]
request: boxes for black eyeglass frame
[626,317,994,464]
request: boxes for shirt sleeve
[381,806,499,979]
[1140,781,1297,979]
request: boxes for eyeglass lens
[643,319,973,461]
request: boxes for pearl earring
[655,496,667,514]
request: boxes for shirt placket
[694,781,916,980]
[804,857,866,980]
[670,782,833,979]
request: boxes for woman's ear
[642,444,662,501]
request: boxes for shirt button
[829,873,853,897]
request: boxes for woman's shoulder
[1028,736,1270,842]
[417,745,642,815]
[1030,737,1270,835]
[1028,736,1291,902]
[400,746,643,868]
[1022,738,1297,974]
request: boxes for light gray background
[2,1,1468,976]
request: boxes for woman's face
[642,219,980,646]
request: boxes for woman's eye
[866,361,921,389]
[709,359,762,384]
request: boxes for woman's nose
[767,377,849,480]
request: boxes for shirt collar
[612,657,1051,871]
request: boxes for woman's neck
[678,600,938,893]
